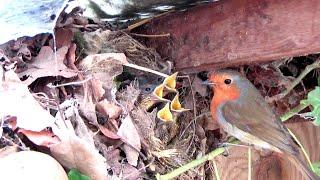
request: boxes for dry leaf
[50,134,108,180]
[120,163,142,180]
[76,93,98,125]
[58,99,94,146]
[55,28,74,49]
[18,129,60,147]
[51,102,109,180]
[0,70,55,131]
[91,78,105,101]
[79,53,127,90]
[99,125,121,140]
[18,46,77,85]
[117,115,141,166]
[96,99,122,119]
[17,44,32,61]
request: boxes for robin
[205,69,317,180]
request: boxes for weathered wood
[142,0,320,73]
[214,121,320,180]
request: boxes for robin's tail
[287,154,319,180]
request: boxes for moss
[73,31,87,59]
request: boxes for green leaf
[312,161,320,176]
[306,87,320,107]
[68,169,90,180]
[300,86,320,126]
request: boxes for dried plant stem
[267,58,320,102]
[248,147,252,180]
[130,33,170,38]
[48,77,93,88]
[156,147,226,180]
[123,63,169,77]
[211,159,221,180]
[126,10,174,31]
[280,101,314,171]
[287,129,315,172]
[280,102,310,122]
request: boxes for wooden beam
[141,0,320,73]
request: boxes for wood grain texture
[142,0,320,73]
[213,121,320,180]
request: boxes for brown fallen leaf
[18,129,61,147]
[0,69,55,131]
[96,99,122,119]
[51,100,109,180]
[59,99,95,146]
[120,163,142,180]
[91,76,105,101]
[76,92,98,125]
[17,44,32,61]
[99,125,121,140]
[55,28,74,49]
[18,46,77,85]
[95,143,141,180]
[50,135,109,180]
[117,115,141,166]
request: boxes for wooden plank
[142,0,320,73]
[214,121,320,180]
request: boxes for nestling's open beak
[202,80,215,87]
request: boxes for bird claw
[217,143,230,157]
[222,146,230,157]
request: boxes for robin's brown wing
[221,90,298,155]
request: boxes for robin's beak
[202,80,216,87]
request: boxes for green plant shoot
[300,86,320,126]
[68,169,90,180]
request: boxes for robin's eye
[224,79,232,84]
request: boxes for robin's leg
[217,136,240,156]
[218,136,255,156]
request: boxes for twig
[126,10,174,31]
[179,112,211,140]
[124,63,169,77]
[156,147,226,180]
[267,58,320,102]
[212,159,220,180]
[287,129,315,172]
[180,75,198,153]
[278,102,315,172]
[248,147,252,180]
[127,18,153,32]
[47,77,93,88]
[67,43,84,81]
[130,33,170,38]
[280,102,310,122]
